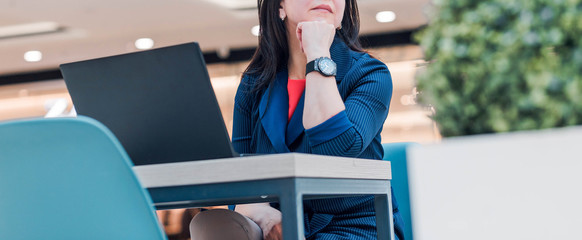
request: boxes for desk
[133,153,395,240]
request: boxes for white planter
[407,126,582,240]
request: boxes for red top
[288,78,306,121]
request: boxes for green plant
[415,0,582,137]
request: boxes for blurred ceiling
[0,0,429,75]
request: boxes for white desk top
[133,153,391,188]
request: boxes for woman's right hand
[296,20,336,62]
[235,203,282,240]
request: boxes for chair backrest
[383,142,418,240]
[0,116,167,240]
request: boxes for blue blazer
[233,37,404,239]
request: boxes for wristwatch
[306,57,337,77]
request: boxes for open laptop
[60,42,238,166]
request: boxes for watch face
[318,58,337,76]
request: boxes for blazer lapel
[258,70,290,153]
[286,91,305,146]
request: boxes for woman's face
[280,0,345,28]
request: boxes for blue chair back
[383,142,418,240]
[0,116,167,240]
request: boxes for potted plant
[415,0,582,136]
[405,0,582,239]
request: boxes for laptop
[60,42,239,166]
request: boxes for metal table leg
[375,184,395,239]
[280,185,305,240]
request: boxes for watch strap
[305,59,317,76]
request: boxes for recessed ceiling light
[251,25,260,37]
[135,38,154,50]
[0,22,61,39]
[24,50,42,62]
[204,0,256,10]
[376,11,396,23]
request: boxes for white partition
[408,126,582,240]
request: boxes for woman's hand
[296,21,336,62]
[265,222,283,240]
[235,203,283,240]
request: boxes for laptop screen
[60,42,237,165]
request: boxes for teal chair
[383,142,418,240]
[0,116,167,240]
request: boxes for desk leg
[375,184,395,240]
[280,191,304,240]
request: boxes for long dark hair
[245,0,364,92]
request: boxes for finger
[265,222,282,240]
[296,24,303,44]
[296,24,305,53]
[265,230,280,240]
[296,22,303,38]
[262,225,271,239]
[265,230,282,240]
[273,223,283,240]
[264,223,280,240]
[296,28,302,43]
[329,24,336,44]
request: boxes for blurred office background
[0,0,434,238]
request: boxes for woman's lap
[189,209,400,240]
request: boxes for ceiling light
[135,38,154,50]
[24,50,42,62]
[0,22,61,39]
[217,46,230,59]
[376,11,396,23]
[251,25,260,37]
[204,0,256,10]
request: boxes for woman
[190,0,404,239]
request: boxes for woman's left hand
[235,203,283,240]
[296,21,336,62]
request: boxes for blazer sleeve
[305,57,393,157]
[232,74,255,154]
